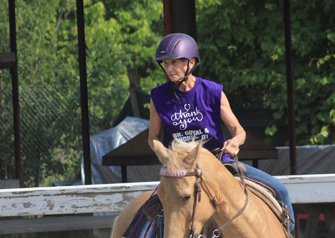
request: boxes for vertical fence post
[283,0,297,175]
[283,0,298,237]
[8,0,23,188]
[76,0,91,184]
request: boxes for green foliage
[82,0,164,130]
[196,0,335,145]
[0,0,164,187]
[1,0,334,187]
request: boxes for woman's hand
[221,139,240,157]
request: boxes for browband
[160,167,187,177]
[160,167,202,178]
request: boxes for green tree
[196,0,335,145]
[2,0,334,186]
[83,0,164,131]
[0,0,164,186]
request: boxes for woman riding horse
[110,33,295,238]
[111,139,293,238]
[148,33,294,231]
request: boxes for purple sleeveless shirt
[151,77,230,162]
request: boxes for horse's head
[150,140,287,238]
[153,139,224,238]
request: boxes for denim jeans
[242,163,295,231]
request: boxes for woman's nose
[164,64,173,72]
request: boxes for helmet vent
[165,34,178,53]
[171,40,181,54]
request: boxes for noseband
[159,156,249,238]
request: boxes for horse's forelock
[165,139,200,172]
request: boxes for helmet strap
[174,59,200,89]
[172,60,191,103]
[157,60,200,104]
[157,62,167,77]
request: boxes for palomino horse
[111,139,288,238]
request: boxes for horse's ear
[152,139,171,164]
[185,140,203,166]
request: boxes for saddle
[234,176,294,238]
[224,161,293,236]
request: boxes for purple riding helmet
[154,34,201,103]
[154,33,201,65]
[154,33,200,103]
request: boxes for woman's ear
[189,58,196,68]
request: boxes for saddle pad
[122,194,164,238]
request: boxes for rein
[159,155,249,238]
[218,156,249,231]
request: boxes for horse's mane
[165,139,200,172]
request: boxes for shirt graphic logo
[170,104,203,130]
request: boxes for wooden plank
[0,174,334,219]
[275,174,335,204]
[0,182,159,217]
[0,215,117,235]
[0,175,334,236]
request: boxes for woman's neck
[178,75,196,91]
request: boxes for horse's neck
[208,165,252,235]
[214,170,246,216]
[202,157,284,237]
[209,166,275,238]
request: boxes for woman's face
[163,58,195,83]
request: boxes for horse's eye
[182,195,191,202]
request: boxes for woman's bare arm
[220,91,246,156]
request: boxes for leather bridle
[159,156,249,238]
[183,167,218,238]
